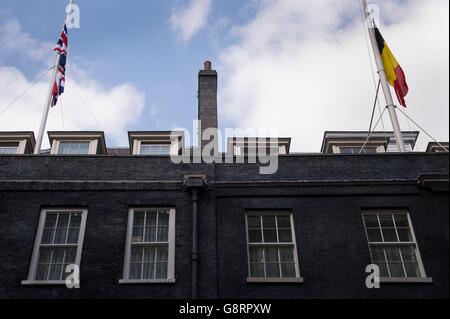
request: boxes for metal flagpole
[361,0,406,153]
[34,0,74,154]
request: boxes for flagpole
[361,0,406,153]
[34,0,74,154]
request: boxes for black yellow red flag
[374,28,409,107]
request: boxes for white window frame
[333,144,385,154]
[0,140,27,155]
[132,140,179,156]
[22,209,88,285]
[362,210,432,283]
[51,140,98,155]
[245,212,303,283]
[120,208,176,284]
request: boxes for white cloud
[218,0,449,152]
[170,0,212,42]
[0,19,52,62]
[0,20,145,149]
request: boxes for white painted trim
[51,140,97,155]
[362,210,428,279]
[0,139,23,154]
[245,212,302,280]
[122,208,176,282]
[21,280,68,286]
[23,209,88,284]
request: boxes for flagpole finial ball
[204,61,212,71]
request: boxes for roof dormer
[227,137,291,156]
[128,131,184,156]
[48,131,107,155]
[0,132,36,155]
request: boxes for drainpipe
[183,175,207,299]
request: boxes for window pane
[48,264,63,280]
[363,215,379,228]
[144,227,157,242]
[130,263,141,279]
[278,229,292,242]
[263,229,277,243]
[376,261,390,278]
[131,246,143,262]
[65,247,76,264]
[132,227,144,242]
[35,264,49,280]
[367,228,382,242]
[158,212,170,227]
[54,228,68,244]
[67,228,80,244]
[279,247,294,263]
[265,247,279,263]
[142,262,155,280]
[400,246,418,262]
[0,147,18,154]
[397,228,413,242]
[145,213,157,227]
[394,214,409,227]
[45,214,58,228]
[57,214,70,228]
[265,263,280,277]
[388,262,406,278]
[133,213,145,227]
[262,216,276,229]
[281,263,296,278]
[155,262,168,279]
[277,216,291,228]
[404,262,421,278]
[379,215,395,228]
[385,247,401,262]
[69,213,82,228]
[249,247,264,263]
[250,263,265,277]
[58,142,90,155]
[38,248,53,264]
[248,229,262,243]
[41,228,55,244]
[156,246,168,262]
[370,246,386,262]
[157,226,169,242]
[52,248,66,264]
[382,228,398,242]
[143,247,156,262]
[247,216,261,229]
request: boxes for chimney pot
[204,61,212,71]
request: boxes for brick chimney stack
[198,61,218,151]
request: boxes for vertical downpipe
[191,188,199,299]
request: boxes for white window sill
[119,279,176,285]
[380,277,433,284]
[246,277,304,284]
[21,280,67,286]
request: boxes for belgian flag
[374,28,409,107]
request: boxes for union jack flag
[51,24,68,107]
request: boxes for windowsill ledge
[21,280,67,286]
[380,277,433,284]
[246,277,304,284]
[119,279,176,285]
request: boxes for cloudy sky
[0,0,448,151]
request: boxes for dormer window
[140,143,171,156]
[129,132,184,156]
[57,141,91,155]
[48,132,107,155]
[321,131,419,154]
[228,138,291,156]
[0,142,20,154]
[0,132,36,155]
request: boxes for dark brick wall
[0,153,448,298]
